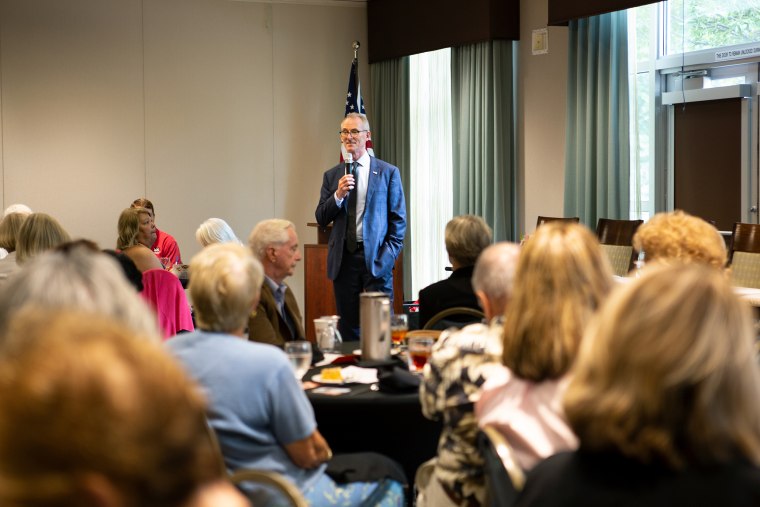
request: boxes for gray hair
[472,242,521,303]
[445,215,493,266]
[3,204,32,218]
[196,218,241,247]
[0,245,160,340]
[343,112,370,131]
[189,243,264,333]
[248,219,295,261]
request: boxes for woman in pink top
[476,222,613,471]
[132,198,182,266]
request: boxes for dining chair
[479,425,525,507]
[729,222,760,288]
[595,218,644,276]
[230,469,308,507]
[535,216,580,228]
[422,307,485,331]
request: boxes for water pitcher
[360,292,391,360]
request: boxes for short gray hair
[196,218,241,247]
[343,112,370,130]
[248,219,295,261]
[189,243,264,333]
[472,242,521,303]
[3,204,32,218]
[445,215,493,266]
[0,244,160,340]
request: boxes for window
[628,1,760,221]
[666,0,760,55]
[409,48,453,299]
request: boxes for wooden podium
[304,223,404,342]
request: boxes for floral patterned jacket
[419,320,504,507]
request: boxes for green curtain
[564,11,630,227]
[451,40,518,242]
[370,57,411,299]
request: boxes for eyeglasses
[339,129,368,138]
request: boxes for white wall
[0,0,571,307]
[518,0,568,235]
[0,0,370,309]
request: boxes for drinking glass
[390,314,408,346]
[284,341,312,381]
[407,335,434,373]
[314,318,342,353]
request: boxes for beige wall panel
[0,0,144,246]
[143,0,274,264]
[519,0,568,234]
[271,2,368,307]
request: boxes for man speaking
[315,112,406,341]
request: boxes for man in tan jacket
[247,219,306,346]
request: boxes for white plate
[312,373,351,385]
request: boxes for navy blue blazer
[315,157,406,281]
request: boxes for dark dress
[515,450,760,507]
[418,266,480,328]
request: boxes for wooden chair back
[536,216,580,228]
[729,222,760,262]
[595,218,644,275]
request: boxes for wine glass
[284,341,312,381]
[390,314,408,347]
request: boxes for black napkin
[377,366,421,394]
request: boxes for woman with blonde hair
[15,212,71,265]
[0,213,28,283]
[515,263,760,506]
[476,222,613,471]
[117,207,163,272]
[633,210,726,269]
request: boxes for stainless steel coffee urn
[360,292,391,360]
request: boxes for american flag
[341,57,374,161]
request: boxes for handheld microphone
[344,153,354,176]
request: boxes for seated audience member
[0,213,28,283]
[0,241,159,340]
[476,223,613,472]
[103,248,144,292]
[15,212,71,265]
[2,203,32,217]
[515,263,760,507]
[117,207,164,272]
[0,204,32,259]
[167,243,404,505]
[247,219,306,346]
[418,242,521,507]
[633,210,726,270]
[0,310,246,507]
[132,197,182,265]
[418,215,492,328]
[196,217,241,247]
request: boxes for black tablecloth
[305,361,441,486]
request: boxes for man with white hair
[417,242,521,507]
[247,219,306,347]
